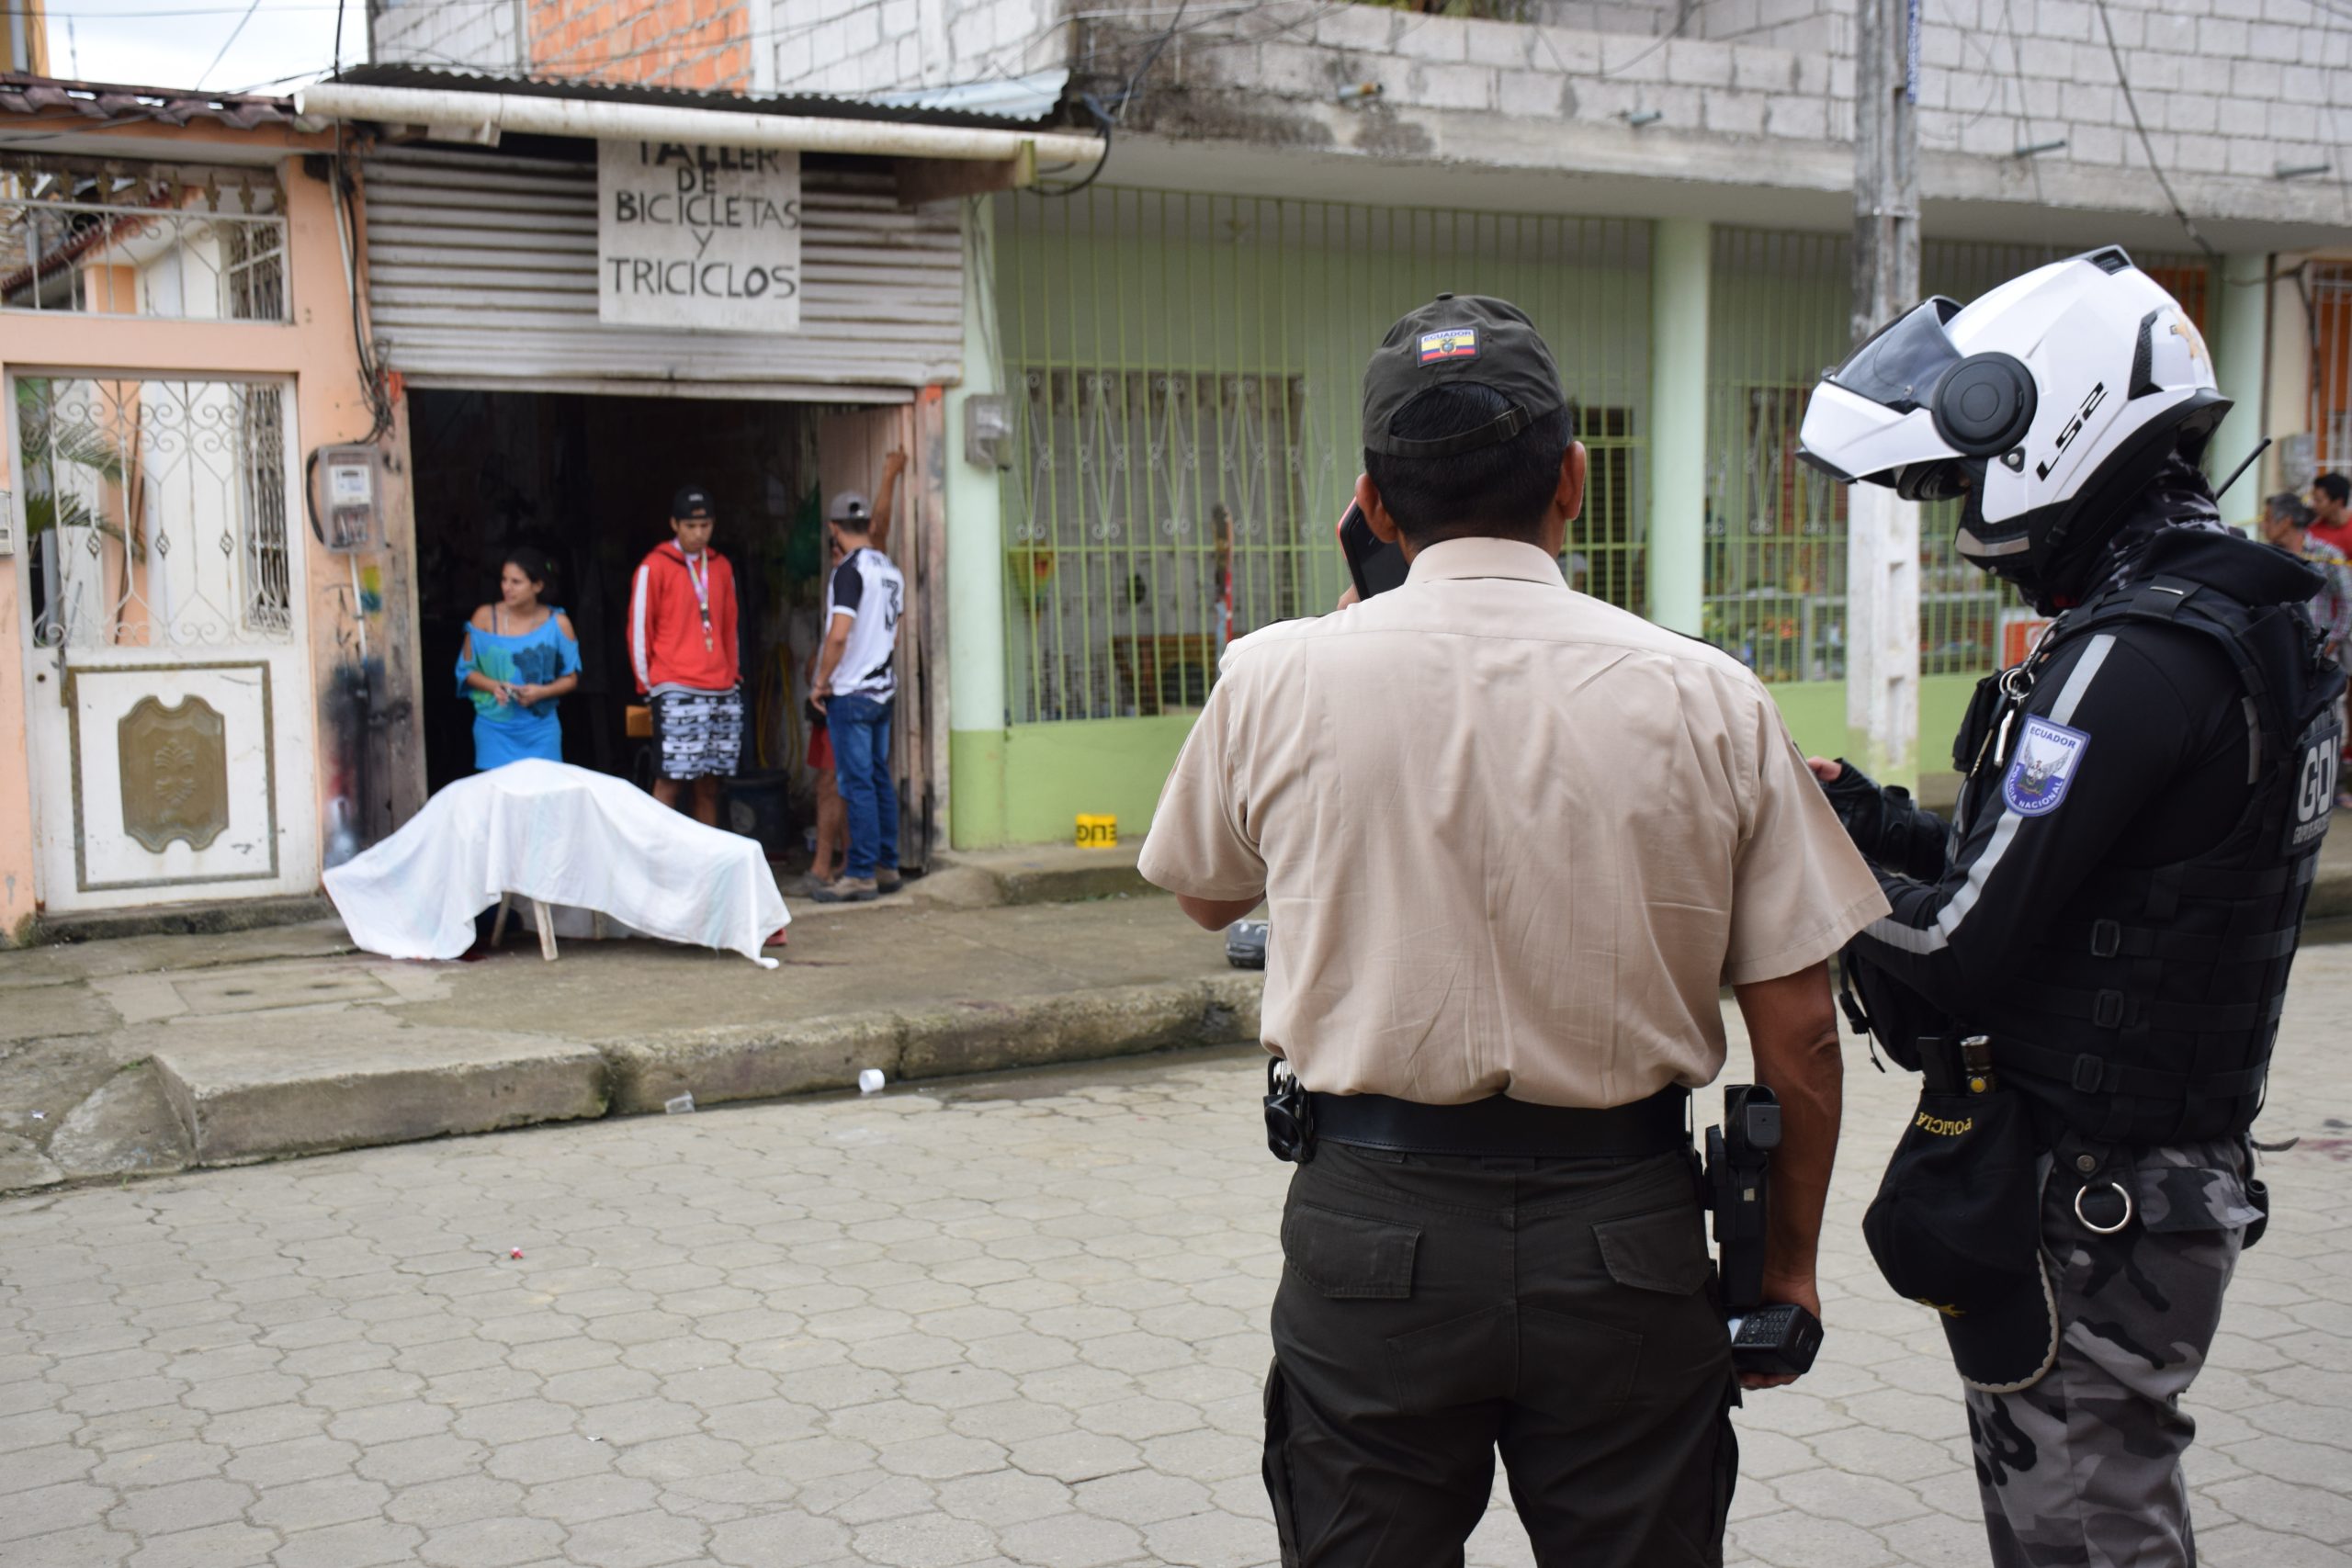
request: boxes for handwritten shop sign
[596,141,802,332]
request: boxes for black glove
[1818,759,1947,880]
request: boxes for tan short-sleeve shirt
[1137,536,1888,1109]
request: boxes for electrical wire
[2090,0,2217,260]
[1920,0,2029,144]
[1996,0,2045,206]
[1535,0,1704,82]
[1110,0,1187,121]
[1031,94,1112,197]
[190,0,266,90]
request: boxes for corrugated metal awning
[331,63,1069,130]
[361,147,964,400]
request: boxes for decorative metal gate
[1,157,288,321]
[12,374,315,908]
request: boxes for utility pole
[1847,0,1921,787]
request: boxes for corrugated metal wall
[360,147,963,400]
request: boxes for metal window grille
[239,386,293,635]
[2309,262,2352,477]
[220,219,288,323]
[994,188,1650,725]
[1706,231,2208,682]
[0,159,290,322]
[17,376,298,650]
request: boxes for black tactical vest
[1970,537,2345,1145]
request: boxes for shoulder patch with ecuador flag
[2002,715,2090,817]
[1418,326,1479,363]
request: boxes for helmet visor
[1895,457,1981,502]
[1827,297,1966,413]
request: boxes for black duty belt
[1306,1085,1690,1159]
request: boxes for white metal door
[11,373,318,910]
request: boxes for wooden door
[818,396,947,870]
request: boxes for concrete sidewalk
[0,855,1254,1194]
[6,818,2350,1197]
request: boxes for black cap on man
[1361,294,1580,546]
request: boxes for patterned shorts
[650,686,743,780]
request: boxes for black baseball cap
[672,484,716,521]
[1363,294,1566,457]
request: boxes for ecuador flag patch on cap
[1417,326,1479,364]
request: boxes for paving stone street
[4,947,2349,1568]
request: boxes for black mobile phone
[1337,502,1408,601]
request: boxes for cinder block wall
[370,0,528,76]
[769,0,1060,99]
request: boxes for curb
[601,975,1262,1115]
[83,973,1265,1179]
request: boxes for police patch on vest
[2002,715,2089,817]
[2289,710,2343,852]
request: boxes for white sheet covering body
[324,760,788,965]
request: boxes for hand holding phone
[1337,502,1408,602]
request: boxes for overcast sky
[45,0,365,95]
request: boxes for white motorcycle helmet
[1799,247,2228,603]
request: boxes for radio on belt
[312,444,385,553]
[1706,1083,1825,1378]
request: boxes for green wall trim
[949,728,1009,849]
[953,675,1987,848]
[952,716,1198,850]
[1769,673,1980,802]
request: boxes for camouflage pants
[1964,1141,2258,1568]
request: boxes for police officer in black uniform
[1797,248,2345,1564]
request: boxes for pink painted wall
[0,125,422,937]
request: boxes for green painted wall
[946,208,2098,849]
[1001,715,1197,847]
[1769,672,1974,760]
[952,674,1987,849]
[955,715,1198,849]
[992,193,1657,728]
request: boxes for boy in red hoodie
[629,485,741,826]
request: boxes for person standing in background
[2309,472,2352,557]
[630,485,742,827]
[457,546,580,771]
[810,487,907,902]
[800,452,907,895]
[2262,492,2352,663]
[2268,491,2352,809]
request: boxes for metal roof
[332,63,1073,131]
[0,74,300,133]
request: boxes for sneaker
[810,876,878,904]
[876,868,903,895]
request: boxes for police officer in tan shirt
[1139,295,1887,1567]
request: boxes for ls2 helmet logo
[2036,382,2109,482]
